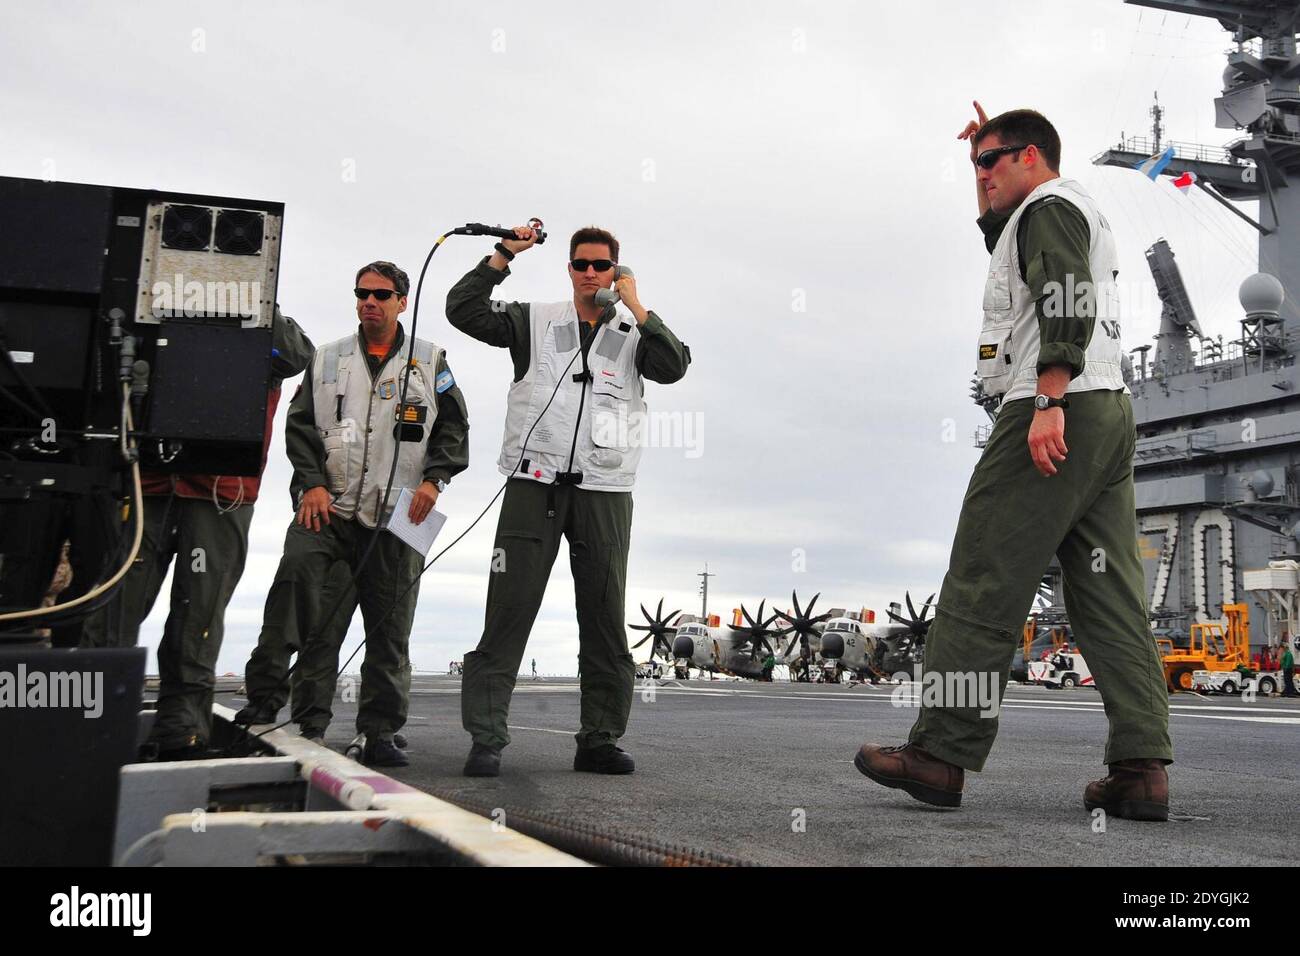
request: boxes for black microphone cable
[249,221,565,741]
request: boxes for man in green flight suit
[82,306,314,760]
[855,105,1173,820]
[447,224,691,777]
[235,261,469,767]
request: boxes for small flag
[1135,145,1175,180]
[1172,170,1197,194]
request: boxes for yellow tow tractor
[1155,603,1250,693]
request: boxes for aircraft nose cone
[672,636,695,659]
[820,633,845,659]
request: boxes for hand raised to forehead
[958,100,990,161]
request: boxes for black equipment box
[0,175,284,474]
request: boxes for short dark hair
[355,260,410,296]
[974,109,1061,172]
[569,226,619,262]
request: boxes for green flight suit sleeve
[634,312,691,384]
[1017,197,1094,379]
[270,306,315,383]
[423,353,470,486]
[285,364,327,496]
[977,208,1010,254]
[446,257,532,382]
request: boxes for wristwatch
[431,478,448,493]
[1034,394,1069,411]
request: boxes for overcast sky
[2,0,1274,677]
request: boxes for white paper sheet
[386,487,447,557]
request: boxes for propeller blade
[790,590,803,619]
[640,603,653,623]
[628,624,652,632]
[632,634,652,649]
[656,597,664,620]
[905,591,919,621]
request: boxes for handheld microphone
[452,218,547,245]
[594,265,634,308]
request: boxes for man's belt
[546,470,584,519]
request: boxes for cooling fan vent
[161,204,213,251]
[214,209,264,255]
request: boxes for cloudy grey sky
[1,0,1270,675]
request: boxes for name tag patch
[979,344,999,361]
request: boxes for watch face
[1035,395,1048,409]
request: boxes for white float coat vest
[312,331,441,528]
[977,176,1129,410]
[496,300,647,493]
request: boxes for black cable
[249,235,447,736]
[333,345,582,677]
[251,228,574,740]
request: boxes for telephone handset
[593,265,634,308]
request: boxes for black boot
[463,743,501,777]
[233,701,280,725]
[393,732,408,750]
[574,744,635,774]
[154,736,215,762]
[362,736,409,768]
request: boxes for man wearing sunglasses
[855,107,1172,820]
[236,261,469,767]
[446,225,690,777]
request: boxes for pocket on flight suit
[490,530,546,608]
[320,424,353,495]
[978,264,1016,397]
[589,378,635,479]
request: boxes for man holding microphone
[446,224,690,777]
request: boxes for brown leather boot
[1083,759,1169,822]
[854,743,964,807]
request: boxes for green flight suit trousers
[908,389,1173,771]
[244,515,421,739]
[82,495,253,750]
[288,561,359,734]
[461,479,635,751]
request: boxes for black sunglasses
[974,144,1038,170]
[569,258,616,273]
[354,287,402,301]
